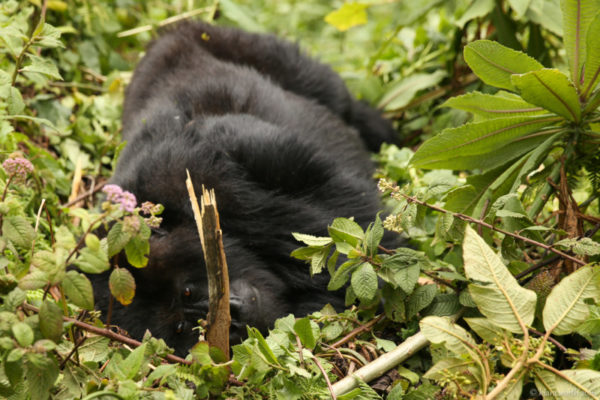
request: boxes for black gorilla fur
[93,22,396,356]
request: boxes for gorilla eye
[183,287,192,297]
[175,321,185,334]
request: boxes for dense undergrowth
[1,0,599,399]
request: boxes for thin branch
[314,356,336,400]
[61,181,105,208]
[389,189,585,267]
[331,315,385,349]
[528,327,567,353]
[21,303,191,365]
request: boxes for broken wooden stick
[186,170,231,359]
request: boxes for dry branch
[186,170,231,359]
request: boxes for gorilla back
[94,22,396,356]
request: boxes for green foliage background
[1,0,600,399]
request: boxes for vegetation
[1,0,599,399]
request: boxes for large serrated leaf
[542,265,600,335]
[3,216,36,248]
[512,69,581,121]
[22,54,62,80]
[554,369,600,398]
[351,263,378,302]
[463,226,536,333]
[442,91,544,120]
[109,268,136,306]
[39,300,63,343]
[561,0,600,87]
[420,316,486,382]
[62,270,94,310]
[464,40,543,91]
[410,115,558,169]
[583,13,600,98]
[407,284,437,318]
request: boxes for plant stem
[390,189,586,266]
[527,162,561,219]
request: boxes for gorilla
[92,21,396,356]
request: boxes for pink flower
[102,184,123,202]
[102,184,137,212]
[3,157,33,181]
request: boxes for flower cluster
[123,215,141,234]
[2,157,34,181]
[140,201,163,228]
[102,184,137,213]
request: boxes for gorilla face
[91,21,396,356]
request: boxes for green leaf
[442,91,544,120]
[542,265,600,335]
[410,115,559,169]
[35,23,63,48]
[554,369,600,398]
[31,249,66,285]
[512,69,581,121]
[379,70,446,110]
[310,245,332,276]
[25,353,59,400]
[74,246,109,274]
[12,322,34,347]
[463,226,537,333]
[507,0,532,17]
[364,214,384,257]
[291,232,332,247]
[4,86,25,115]
[19,269,48,290]
[121,343,147,380]
[351,263,378,302]
[406,284,437,318]
[455,0,495,29]
[555,237,600,256]
[21,54,62,80]
[561,0,600,88]
[583,13,600,98]
[465,317,509,344]
[107,222,132,257]
[3,216,36,248]
[247,327,280,365]
[420,316,481,360]
[328,260,359,291]
[62,270,94,310]
[109,268,136,306]
[328,218,364,254]
[293,318,317,350]
[509,131,563,192]
[124,236,149,268]
[39,300,63,343]
[324,2,368,32]
[464,40,544,90]
[380,250,424,294]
